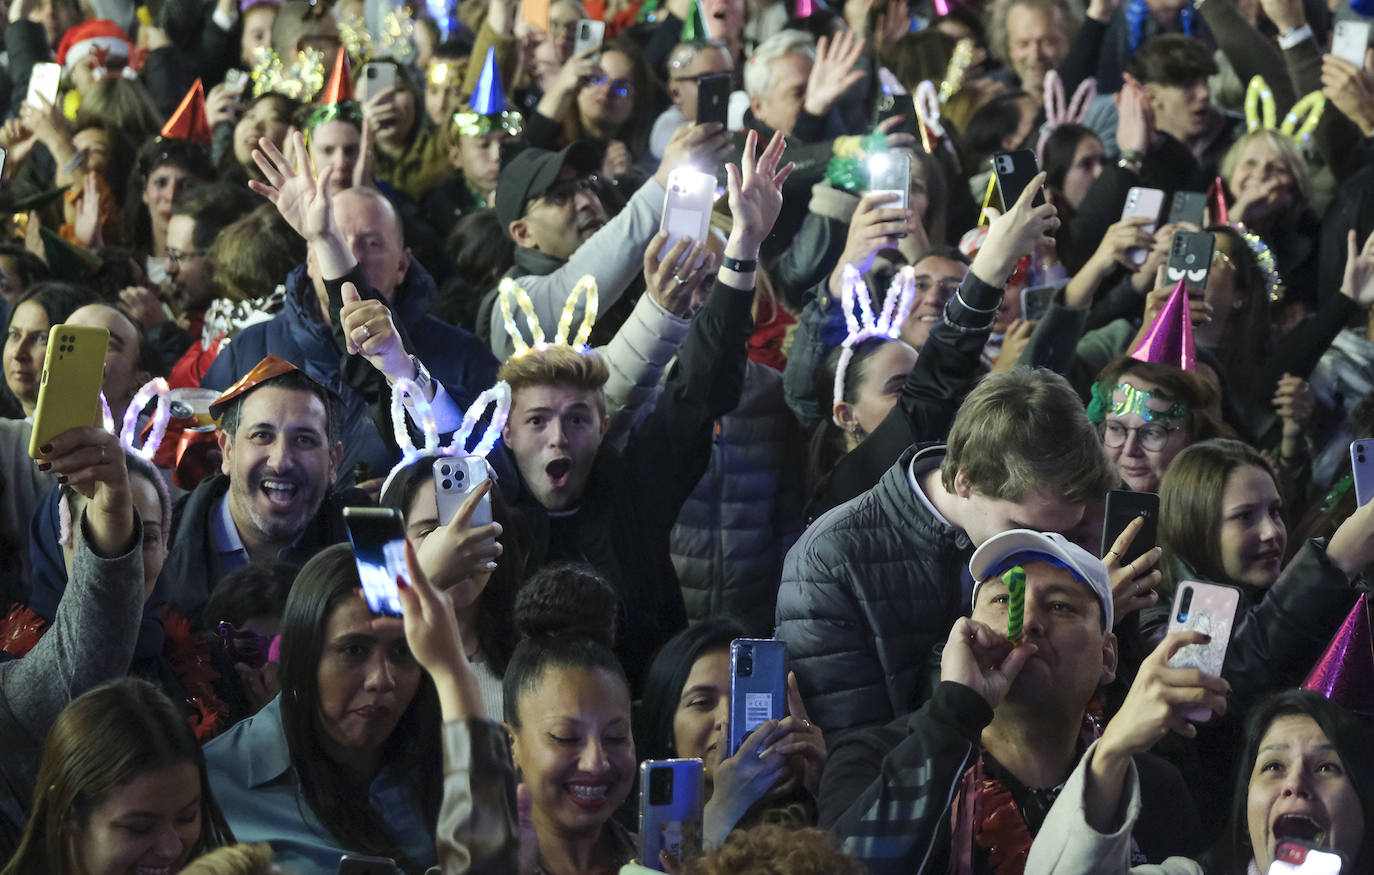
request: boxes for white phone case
[26,63,60,110]
[434,455,492,528]
[1333,20,1371,67]
[1121,187,1165,265]
[1351,441,1374,508]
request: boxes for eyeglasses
[1101,420,1181,452]
[165,247,207,265]
[583,74,633,98]
[541,175,599,206]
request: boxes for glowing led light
[832,265,918,424]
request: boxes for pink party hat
[794,0,814,18]
[1129,279,1195,371]
[1207,176,1229,226]
[1302,594,1374,718]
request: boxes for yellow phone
[28,324,109,459]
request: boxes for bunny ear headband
[100,378,172,462]
[1244,75,1325,144]
[498,275,598,358]
[1035,70,1096,166]
[832,264,917,426]
[377,378,513,507]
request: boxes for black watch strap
[721,254,758,272]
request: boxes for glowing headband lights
[378,378,514,505]
[99,377,172,462]
[498,275,599,357]
[831,264,917,425]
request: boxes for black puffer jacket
[776,444,972,743]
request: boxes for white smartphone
[361,61,397,102]
[225,68,250,94]
[433,455,492,528]
[661,167,715,267]
[868,151,911,210]
[26,62,60,110]
[1121,186,1165,265]
[574,18,605,55]
[1350,441,1374,508]
[1333,20,1371,68]
[1166,581,1241,723]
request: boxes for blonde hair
[987,0,1080,68]
[179,843,276,875]
[1219,128,1314,209]
[497,345,610,415]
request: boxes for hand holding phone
[343,508,410,617]
[728,639,788,756]
[1333,20,1371,68]
[1165,581,1241,722]
[1102,628,1232,761]
[992,149,1045,210]
[638,759,704,871]
[29,325,109,459]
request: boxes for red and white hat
[55,19,133,75]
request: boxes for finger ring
[803,719,813,731]
[99,445,106,464]
[756,747,768,760]
[674,275,688,285]
[1105,549,1118,558]
[358,324,371,339]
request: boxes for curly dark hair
[683,824,868,875]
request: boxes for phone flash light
[670,167,715,192]
[868,153,891,175]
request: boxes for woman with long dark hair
[204,544,443,872]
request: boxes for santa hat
[161,79,213,147]
[1129,279,1196,371]
[1302,594,1374,719]
[56,19,132,75]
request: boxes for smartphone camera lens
[649,766,675,805]
[737,646,754,678]
[1177,587,1193,624]
[441,479,452,490]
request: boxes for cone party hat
[319,46,354,105]
[161,79,212,146]
[681,0,710,41]
[1129,279,1195,371]
[1302,593,1374,719]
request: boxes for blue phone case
[728,639,788,757]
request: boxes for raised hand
[644,231,717,318]
[1099,631,1230,757]
[654,121,734,186]
[249,128,335,242]
[704,718,793,844]
[939,617,1037,708]
[1340,228,1374,306]
[206,81,242,128]
[830,191,909,290]
[1103,515,1162,622]
[804,30,867,118]
[767,671,826,798]
[725,129,793,254]
[1322,51,1374,136]
[37,426,133,559]
[414,478,504,591]
[72,171,104,249]
[988,318,1037,372]
[973,171,1059,286]
[340,281,414,380]
[1115,73,1154,155]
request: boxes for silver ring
[756,747,767,760]
[99,445,106,464]
[674,275,688,285]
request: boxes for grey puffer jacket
[776,443,972,743]
[670,361,806,636]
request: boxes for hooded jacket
[203,261,499,485]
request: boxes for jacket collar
[876,443,969,548]
[511,244,567,278]
[241,695,293,788]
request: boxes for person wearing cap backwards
[203,129,499,492]
[821,529,1204,874]
[163,355,360,620]
[484,121,732,360]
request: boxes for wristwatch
[391,354,432,396]
[1117,151,1144,174]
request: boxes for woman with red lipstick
[204,544,443,873]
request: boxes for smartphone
[336,854,398,875]
[1100,489,1160,566]
[1166,581,1242,722]
[0,146,7,180]
[1166,190,1207,228]
[361,62,397,102]
[1020,284,1056,321]
[1270,840,1345,874]
[1166,230,1216,295]
[28,324,109,460]
[433,455,492,528]
[1333,20,1371,67]
[992,149,1045,210]
[696,72,730,128]
[574,18,605,55]
[26,62,60,110]
[342,507,409,617]
[1121,187,1165,265]
[1350,441,1374,508]
[661,167,715,265]
[638,759,704,872]
[728,638,788,756]
[877,90,915,127]
[868,150,912,214]
[224,68,249,94]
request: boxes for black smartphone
[1165,230,1216,296]
[992,149,1045,210]
[877,91,915,127]
[696,73,730,128]
[337,854,398,875]
[342,507,409,617]
[1100,489,1160,566]
[1166,191,1206,227]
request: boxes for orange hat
[318,47,354,106]
[208,354,335,421]
[161,79,213,146]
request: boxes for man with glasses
[651,42,735,161]
[487,122,731,360]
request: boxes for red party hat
[161,79,212,146]
[1302,594,1374,719]
[1207,176,1228,226]
[318,47,354,105]
[1129,279,1195,371]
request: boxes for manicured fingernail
[37,462,50,471]
[484,561,498,571]
[396,574,411,589]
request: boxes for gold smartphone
[28,324,109,459]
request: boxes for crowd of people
[0,0,1373,869]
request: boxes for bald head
[66,303,151,421]
[331,187,411,302]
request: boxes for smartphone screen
[993,149,1045,209]
[1166,230,1215,296]
[696,72,730,128]
[728,639,787,756]
[343,508,409,617]
[868,151,911,210]
[1100,489,1159,566]
[1166,581,1241,721]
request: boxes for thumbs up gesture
[340,281,415,384]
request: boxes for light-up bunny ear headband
[100,378,173,462]
[1035,70,1096,166]
[498,275,599,357]
[832,264,917,425]
[377,377,513,506]
[1244,75,1325,144]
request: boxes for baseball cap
[494,141,602,238]
[969,529,1114,631]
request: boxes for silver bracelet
[954,288,999,314]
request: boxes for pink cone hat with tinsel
[1302,593,1374,719]
[1129,279,1195,371]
